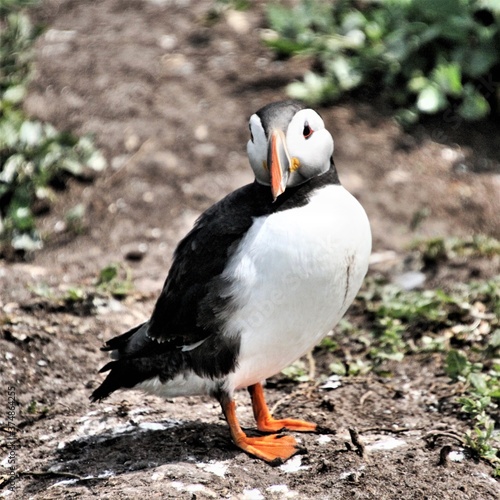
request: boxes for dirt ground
[1,0,500,498]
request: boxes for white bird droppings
[317,434,332,445]
[319,375,342,390]
[196,460,228,478]
[449,450,465,462]
[138,422,169,432]
[241,488,265,500]
[279,455,310,473]
[365,436,406,452]
[169,481,217,498]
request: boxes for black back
[148,162,340,345]
[91,163,340,401]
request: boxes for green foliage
[445,348,500,468]
[322,267,500,469]
[265,0,500,123]
[0,0,37,16]
[30,263,134,315]
[411,235,500,264]
[96,263,134,298]
[215,0,250,10]
[358,281,465,364]
[0,5,106,257]
[281,359,310,382]
[26,399,48,415]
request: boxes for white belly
[223,184,371,391]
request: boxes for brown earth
[1,1,500,498]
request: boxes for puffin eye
[249,124,254,143]
[303,122,313,139]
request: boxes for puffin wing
[145,181,270,349]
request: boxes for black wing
[146,181,273,347]
[146,164,340,347]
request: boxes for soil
[1,1,500,499]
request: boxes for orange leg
[221,397,301,464]
[248,382,317,433]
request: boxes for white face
[246,108,334,187]
[247,113,269,185]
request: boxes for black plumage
[90,166,340,403]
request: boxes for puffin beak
[268,129,291,201]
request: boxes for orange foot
[249,383,318,433]
[221,399,303,464]
[233,432,301,464]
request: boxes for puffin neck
[262,161,341,213]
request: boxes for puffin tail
[90,322,186,402]
[89,361,128,402]
[90,322,152,402]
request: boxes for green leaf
[287,71,339,104]
[416,84,447,114]
[281,360,309,382]
[98,264,119,285]
[11,232,42,251]
[431,63,462,97]
[478,0,500,15]
[460,47,499,78]
[468,373,488,395]
[327,56,362,90]
[3,84,26,104]
[413,0,461,19]
[407,74,429,93]
[86,150,107,172]
[329,362,346,376]
[445,349,470,380]
[19,120,43,147]
[458,84,490,120]
[489,329,500,348]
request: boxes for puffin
[91,100,372,464]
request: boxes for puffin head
[247,100,334,201]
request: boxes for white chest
[222,185,372,391]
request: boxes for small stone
[123,243,148,261]
[158,34,177,51]
[125,134,140,152]
[142,191,155,203]
[194,124,208,141]
[394,271,426,291]
[225,10,251,34]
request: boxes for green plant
[265,0,500,124]
[26,399,48,415]
[0,5,106,257]
[96,263,134,298]
[281,359,310,382]
[444,348,500,468]
[300,242,500,470]
[411,235,500,264]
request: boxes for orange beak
[268,129,291,201]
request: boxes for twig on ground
[359,390,375,406]
[306,350,316,381]
[17,471,84,480]
[360,426,424,434]
[424,430,465,446]
[103,138,155,185]
[438,445,452,466]
[16,470,110,484]
[348,427,367,459]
